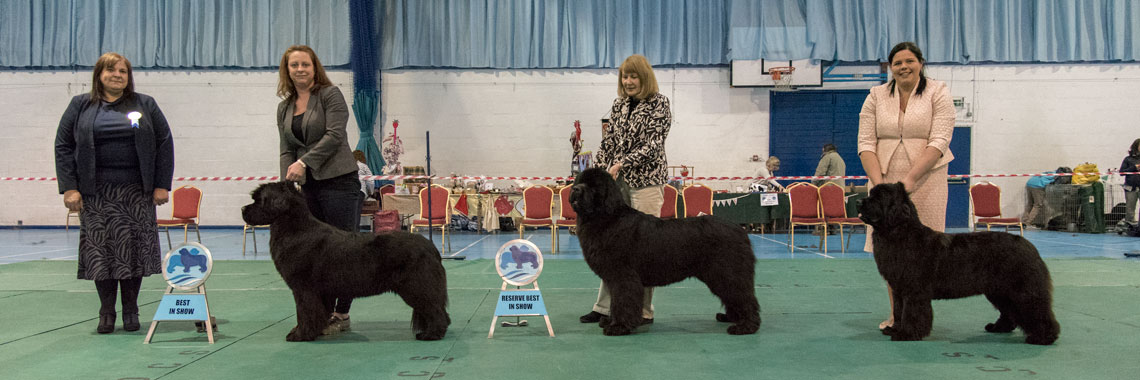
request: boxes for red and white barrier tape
[1,176,281,181]
[0,172,1117,182]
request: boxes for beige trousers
[591,183,664,318]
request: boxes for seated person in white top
[751,156,784,192]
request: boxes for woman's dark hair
[888,42,927,96]
[90,52,135,103]
[822,143,837,153]
[1130,138,1140,157]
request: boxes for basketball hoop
[769,66,796,91]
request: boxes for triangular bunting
[455,193,469,216]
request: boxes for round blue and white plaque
[161,242,214,290]
[495,239,544,286]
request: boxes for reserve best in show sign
[489,239,554,338]
[493,290,548,315]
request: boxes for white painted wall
[930,64,1140,217]
[2,62,1138,226]
[0,70,356,227]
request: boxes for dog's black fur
[242,182,450,342]
[570,168,760,336]
[859,182,1060,345]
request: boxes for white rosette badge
[127,111,142,128]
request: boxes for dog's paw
[716,312,736,323]
[286,332,317,342]
[727,324,758,335]
[286,326,318,342]
[602,325,632,336]
[1024,334,1057,346]
[888,330,923,341]
[985,322,1016,333]
[415,331,446,341]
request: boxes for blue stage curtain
[754,0,1140,63]
[350,0,384,179]
[352,90,385,179]
[378,0,1140,67]
[0,0,350,68]
[381,0,730,69]
[5,0,1139,68]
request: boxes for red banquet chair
[554,185,577,252]
[241,223,269,256]
[410,184,452,252]
[660,184,678,219]
[375,183,397,212]
[819,182,866,253]
[970,181,1024,235]
[157,185,203,250]
[519,185,557,253]
[787,183,827,253]
[681,183,714,217]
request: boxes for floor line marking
[0,248,76,259]
[752,234,835,258]
[447,235,493,257]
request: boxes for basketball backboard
[730,59,823,88]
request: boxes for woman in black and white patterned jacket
[579,54,673,325]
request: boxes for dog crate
[1037,183,1105,233]
[1105,180,1139,232]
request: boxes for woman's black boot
[97,313,116,334]
[95,279,118,334]
[120,278,142,331]
[122,313,140,332]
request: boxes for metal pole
[424,130,464,260]
[426,130,433,243]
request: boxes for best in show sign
[145,242,217,344]
[155,294,209,320]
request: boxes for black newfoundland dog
[242,182,450,342]
[570,168,760,336]
[859,183,1060,345]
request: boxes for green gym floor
[1,228,1139,380]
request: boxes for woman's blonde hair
[276,45,333,99]
[90,52,134,102]
[617,54,659,100]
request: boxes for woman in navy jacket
[54,52,175,334]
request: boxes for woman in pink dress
[858,42,956,330]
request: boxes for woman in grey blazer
[276,45,363,335]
